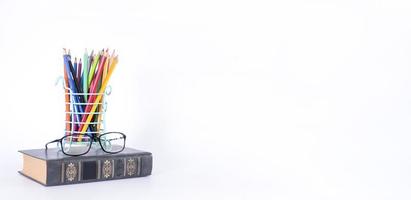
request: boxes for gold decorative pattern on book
[66,162,77,182]
[126,158,136,176]
[103,160,113,178]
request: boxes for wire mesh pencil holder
[56,77,112,144]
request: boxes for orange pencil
[63,56,71,135]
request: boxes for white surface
[1,0,411,199]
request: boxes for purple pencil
[77,59,82,85]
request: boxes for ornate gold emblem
[103,160,112,178]
[66,162,77,182]
[126,158,136,176]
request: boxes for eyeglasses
[45,132,126,156]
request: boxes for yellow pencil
[78,56,118,139]
[96,53,110,134]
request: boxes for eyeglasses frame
[45,132,127,156]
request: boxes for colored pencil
[88,51,101,87]
[82,49,89,101]
[77,59,82,87]
[62,49,118,138]
[88,51,107,132]
[78,55,118,139]
[96,52,110,134]
[67,56,85,104]
[73,58,77,78]
[63,56,71,135]
[88,50,94,80]
[63,55,81,132]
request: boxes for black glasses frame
[45,132,126,156]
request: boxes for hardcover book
[18,147,152,186]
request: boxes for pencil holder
[57,77,112,139]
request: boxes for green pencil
[82,49,89,100]
[88,50,101,87]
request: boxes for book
[18,147,152,186]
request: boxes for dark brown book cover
[18,147,152,186]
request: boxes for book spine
[46,154,152,186]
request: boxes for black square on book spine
[115,159,125,178]
[82,161,97,180]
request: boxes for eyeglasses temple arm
[45,139,60,150]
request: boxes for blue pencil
[73,57,77,77]
[64,54,92,135]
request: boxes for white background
[0,0,410,199]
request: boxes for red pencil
[80,51,107,135]
[76,55,118,140]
